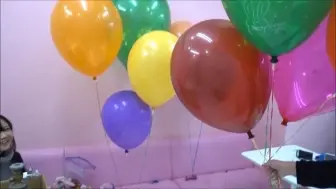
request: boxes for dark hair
[0,114,17,151]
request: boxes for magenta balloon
[271,17,335,125]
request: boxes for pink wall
[1,0,332,153]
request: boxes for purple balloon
[271,17,335,125]
[102,91,152,150]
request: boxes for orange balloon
[170,21,192,37]
[327,3,335,70]
[51,0,123,77]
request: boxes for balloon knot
[125,149,129,155]
[270,56,278,64]
[247,131,254,139]
[281,119,288,126]
[327,93,336,100]
[151,180,159,184]
[93,76,97,80]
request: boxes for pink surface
[122,168,277,189]
[20,134,255,187]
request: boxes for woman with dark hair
[0,114,25,181]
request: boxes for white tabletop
[241,145,321,189]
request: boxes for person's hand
[263,160,297,177]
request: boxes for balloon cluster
[50,0,189,152]
[222,0,335,125]
[50,0,335,151]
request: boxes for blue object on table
[315,153,336,161]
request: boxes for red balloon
[171,19,271,133]
[327,3,335,70]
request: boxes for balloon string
[248,131,278,188]
[269,94,274,161]
[138,108,157,183]
[138,138,150,183]
[138,110,155,183]
[269,93,336,161]
[269,64,281,189]
[191,122,203,175]
[247,131,263,157]
[263,63,274,163]
[269,64,276,161]
[169,138,174,180]
[94,80,121,185]
[262,92,280,189]
[263,102,270,163]
[166,111,175,180]
[187,114,194,172]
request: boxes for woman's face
[0,119,14,151]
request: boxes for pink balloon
[270,17,335,125]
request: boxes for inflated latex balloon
[51,0,123,78]
[112,0,171,68]
[171,19,271,133]
[128,31,178,108]
[272,18,335,125]
[222,0,333,57]
[102,91,152,151]
[327,4,335,70]
[170,21,192,37]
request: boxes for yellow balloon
[50,0,123,78]
[128,31,178,108]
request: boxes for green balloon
[112,0,171,68]
[222,0,333,57]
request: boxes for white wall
[285,112,335,154]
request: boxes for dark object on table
[296,150,313,161]
[1,167,47,189]
[11,152,25,170]
[296,160,336,188]
[8,163,28,189]
[185,174,197,181]
[151,180,159,184]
